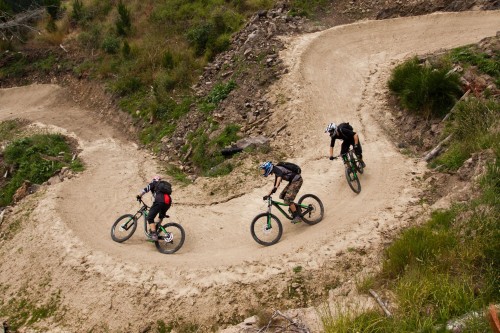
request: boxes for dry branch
[0,8,45,40]
[369,289,392,317]
[422,134,453,162]
[256,310,310,333]
[442,89,471,122]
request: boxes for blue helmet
[259,161,273,177]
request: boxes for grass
[388,57,463,119]
[0,133,83,206]
[431,97,499,171]
[0,290,62,331]
[449,45,500,85]
[322,160,500,331]
[188,123,241,176]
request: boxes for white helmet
[152,175,161,182]
[325,123,337,133]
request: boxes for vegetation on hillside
[322,41,500,333]
[0,120,83,207]
[0,0,324,177]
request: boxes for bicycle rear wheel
[251,213,283,246]
[297,194,324,225]
[155,222,185,254]
[111,214,137,242]
[345,166,361,193]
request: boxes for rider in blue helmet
[259,161,303,223]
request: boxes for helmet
[152,175,161,182]
[325,123,337,133]
[259,161,273,177]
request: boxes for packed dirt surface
[1,10,499,332]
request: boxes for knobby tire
[111,214,137,242]
[297,194,324,225]
[155,222,185,254]
[251,213,283,246]
[345,166,361,193]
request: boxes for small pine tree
[44,0,61,20]
[116,1,131,36]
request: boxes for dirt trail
[0,10,499,331]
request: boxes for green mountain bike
[251,194,324,246]
[335,148,364,193]
[111,198,185,254]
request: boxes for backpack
[338,122,353,132]
[155,180,172,195]
[276,161,301,175]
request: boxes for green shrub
[116,1,131,36]
[78,25,102,49]
[388,57,462,118]
[214,124,240,148]
[71,0,86,23]
[102,35,121,54]
[206,80,237,105]
[0,134,81,206]
[44,0,61,20]
[111,75,142,96]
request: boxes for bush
[70,0,86,24]
[206,80,237,105]
[0,134,81,206]
[116,1,131,36]
[78,25,102,49]
[388,57,463,118]
[101,35,121,54]
[44,0,61,20]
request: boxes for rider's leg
[340,142,350,167]
[285,178,303,222]
[354,141,365,167]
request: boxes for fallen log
[422,134,453,162]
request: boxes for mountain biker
[136,175,172,241]
[259,161,303,223]
[325,122,366,168]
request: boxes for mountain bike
[334,148,364,193]
[251,194,324,246]
[110,198,185,254]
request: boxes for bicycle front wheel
[111,214,137,242]
[251,213,283,246]
[345,166,361,193]
[155,222,185,254]
[298,194,324,225]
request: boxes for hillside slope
[0,10,499,332]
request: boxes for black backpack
[276,161,301,175]
[155,180,172,195]
[337,122,353,133]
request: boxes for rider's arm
[353,133,359,145]
[139,181,154,196]
[271,176,282,195]
[329,136,336,158]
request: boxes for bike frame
[125,200,169,238]
[341,150,359,180]
[265,196,311,225]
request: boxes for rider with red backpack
[325,122,366,168]
[136,175,172,241]
[259,161,303,223]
